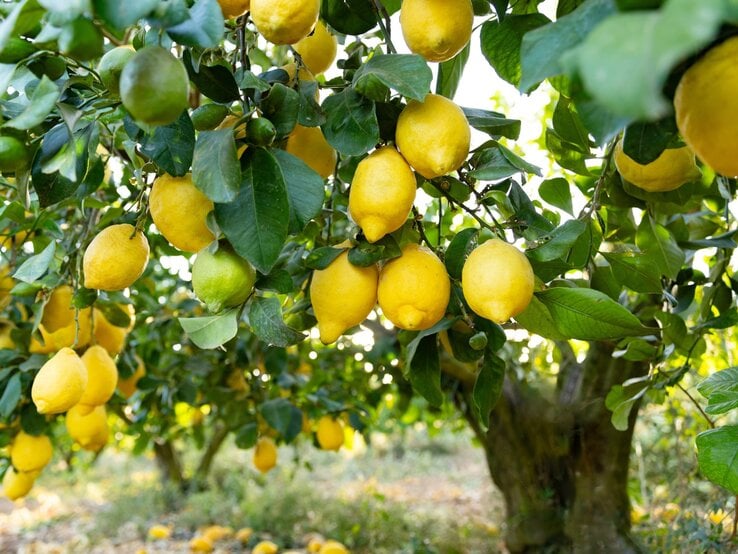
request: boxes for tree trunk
[459,342,648,553]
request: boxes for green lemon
[246,118,277,146]
[97,46,135,96]
[28,55,67,80]
[0,136,29,172]
[191,104,230,131]
[192,243,257,313]
[119,46,190,127]
[0,37,36,64]
[58,18,103,61]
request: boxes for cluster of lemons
[2,286,142,500]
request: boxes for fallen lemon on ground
[400,0,473,63]
[319,540,349,554]
[148,524,172,540]
[316,416,344,451]
[377,244,450,331]
[32,347,88,414]
[461,239,534,324]
[614,140,700,192]
[83,224,149,291]
[189,535,214,552]
[252,540,279,554]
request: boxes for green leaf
[353,54,432,102]
[697,426,738,495]
[473,351,505,427]
[260,398,303,442]
[347,236,402,267]
[0,373,21,419]
[215,148,289,274]
[539,177,573,214]
[605,382,648,431]
[407,334,444,407]
[481,13,550,86]
[697,309,738,332]
[139,112,195,177]
[697,367,738,415]
[192,129,240,203]
[92,0,159,29]
[183,51,241,103]
[622,118,679,165]
[248,296,305,347]
[613,338,659,362]
[444,227,478,280]
[469,144,520,180]
[0,0,44,52]
[179,309,239,349]
[545,128,591,176]
[320,0,377,35]
[603,251,663,293]
[166,0,224,49]
[552,94,591,151]
[271,149,325,230]
[31,124,85,207]
[3,76,59,131]
[235,422,258,449]
[519,0,616,90]
[536,287,650,340]
[563,0,725,120]
[527,219,587,262]
[305,246,346,270]
[635,215,684,279]
[260,83,300,138]
[498,142,542,176]
[322,88,380,156]
[462,108,521,140]
[436,43,470,99]
[13,241,55,283]
[515,295,569,340]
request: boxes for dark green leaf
[469,144,520,181]
[0,373,21,418]
[697,367,738,415]
[179,309,239,349]
[271,149,325,230]
[167,0,224,49]
[322,88,380,156]
[536,287,650,340]
[3,76,59,130]
[622,118,679,165]
[92,0,159,29]
[260,398,303,442]
[140,111,195,177]
[235,422,258,449]
[515,295,569,340]
[13,241,55,283]
[481,14,550,86]
[527,219,587,262]
[248,296,305,347]
[216,148,289,274]
[545,128,592,176]
[444,227,478,280]
[473,351,505,427]
[551,96,591,151]
[0,0,44,51]
[320,0,377,35]
[635,215,684,279]
[353,54,432,102]
[697,309,738,332]
[462,108,521,141]
[347,236,402,267]
[436,43,470,99]
[603,251,663,293]
[305,246,346,270]
[31,124,85,207]
[697,426,738,494]
[192,129,240,203]
[183,50,240,103]
[260,83,300,138]
[539,177,573,214]
[407,334,443,407]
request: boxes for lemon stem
[372,0,396,54]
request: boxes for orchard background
[2,0,738,552]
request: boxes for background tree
[2,0,738,553]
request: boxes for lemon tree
[2,0,738,551]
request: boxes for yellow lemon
[251,0,319,45]
[395,93,470,179]
[93,304,135,356]
[83,224,149,291]
[316,416,344,451]
[31,347,88,414]
[252,540,279,554]
[0,320,14,349]
[189,536,214,553]
[66,404,109,450]
[307,538,324,553]
[319,540,349,554]
[614,140,700,192]
[377,244,450,331]
[293,21,337,75]
[36,286,93,349]
[148,524,172,540]
[674,36,738,176]
[192,243,256,313]
[150,174,216,253]
[285,124,336,179]
[41,285,76,332]
[117,355,146,399]
[77,345,118,411]
[461,239,534,324]
[3,467,35,500]
[253,436,278,473]
[0,266,14,308]
[400,0,473,63]
[10,431,52,473]
[235,527,253,543]
[310,250,378,344]
[348,146,416,243]
[218,0,250,18]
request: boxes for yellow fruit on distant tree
[293,21,337,74]
[0,266,14,308]
[66,404,109,451]
[235,527,253,543]
[285,125,336,179]
[32,347,88,414]
[348,146,417,243]
[316,415,344,451]
[148,524,172,540]
[307,537,324,553]
[253,436,278,473]
[83,224,149,291]
[189,535,214,553]
[614,140,700,192]
[192,243,256,313]
[252,540,279,554]
[674,36,738,177]
[251,0,319,45]
[93,304,135,356]
[117,355,146,399]
[377,244,450,331]
[77,345,118,411]
[2,467,36,500]
[226,368,249,392]
[400,0,473,63]
[461,239,534,324]
[0,321,14,349]
[10,431,53,472]
[202,525,233,542]
[310,250,378,344]
[318,540,349,554]
[395,93,471,179]
[150,174,216,253]
[218,0,250,18]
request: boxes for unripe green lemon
[246,118,277,146]
[191,104,230,131]
[192,243,256,313]
[97,45,135,96]
[0,136,29,173]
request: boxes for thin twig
[412,206,435,251]
[676,382,715,428]
[372,0,396,53]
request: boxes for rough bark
[459,341,648,553]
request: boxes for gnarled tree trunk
[457,342,648,553]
